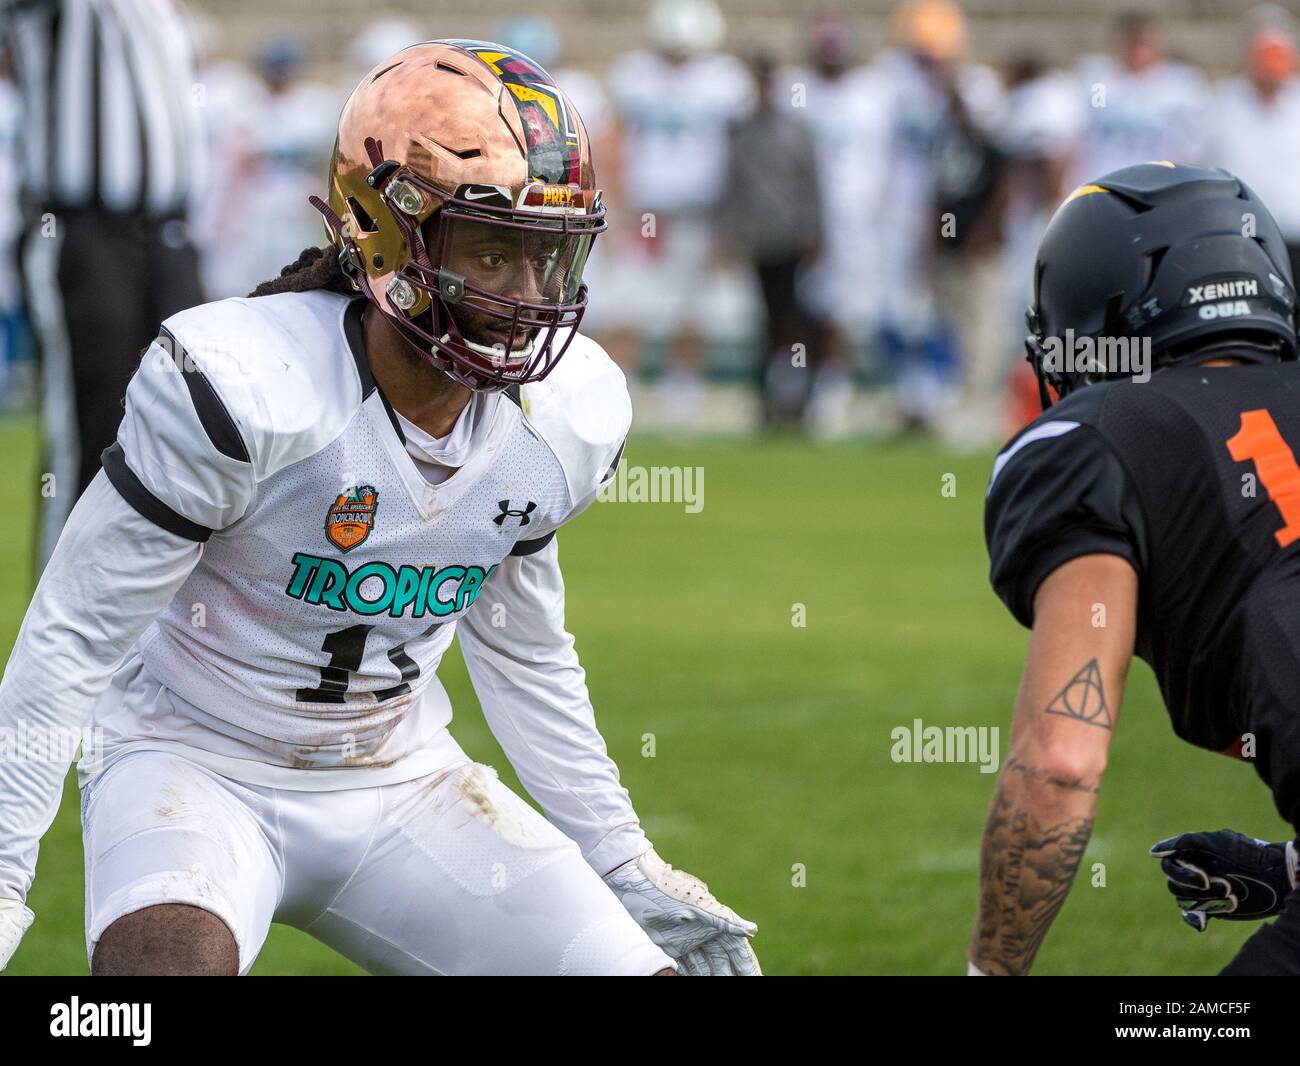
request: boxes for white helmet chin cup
[438,331,537,368]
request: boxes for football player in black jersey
[969,162,1300,976]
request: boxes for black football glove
[1149,829,1299,932]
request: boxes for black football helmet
[1025,162,1299,407]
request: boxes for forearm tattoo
[972,656,1112,974]
[973,773,1095,975]
[1002,754,1100,796]
[1044,657,1113,730]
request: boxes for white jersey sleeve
[457,535,650,875]
[514,333,630,547]
[0,473,202,904]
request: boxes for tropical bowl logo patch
[326,485,378,552]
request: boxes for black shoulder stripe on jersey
[158,327,249,463]
[602,438,626,484]
[509,530,555,557]
[342,297,406,444]
[505,383,522,408]
[101,442,213,542]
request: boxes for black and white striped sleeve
[3,0,199,217]
[105,329,255,540]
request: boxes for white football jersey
[608,49,754,211]
[1067,56,1211,191]
[1209,77,1300,241]
[102,290,629,774]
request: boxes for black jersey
[985,359,1300,824]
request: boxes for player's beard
[399,338,464,398]
[394,299,537,393]
[450,299,536,362]
[401,302,517,397]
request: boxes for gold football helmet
[313,39,605,390]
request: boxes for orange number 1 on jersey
[1227,408,1300,547]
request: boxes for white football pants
[81,750,672,975]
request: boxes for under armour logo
[494,499,537,527]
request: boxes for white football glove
[0,898,34,971]
[603,849,761,976]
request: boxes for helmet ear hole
[346,197,378,235]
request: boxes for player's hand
[603,849,761,975]
[1149,829,1299,931]
[0,898,34,971]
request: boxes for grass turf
[0,416,1283,975]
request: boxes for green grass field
[1,414,1286,975]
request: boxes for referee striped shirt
[2,0,201,219]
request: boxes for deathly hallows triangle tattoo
[1044,658,1113,730]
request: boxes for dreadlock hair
[249,246,358,298]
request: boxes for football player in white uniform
[0,40,760,976]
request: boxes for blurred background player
[780,13,882,440]
[1208,6,1300,282]
[2,0,204,573]
[4,0,1264,458]
[1066,12,1210,191]
[345,15,424,85]
[602,0,755,428]
[995,54,1082,433]
[198,35,338,299]
[924,11,1007,448]
[872,0,1004,437]
[719,49,822,429]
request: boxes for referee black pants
[755,254,817,428]
[20,207,202,574]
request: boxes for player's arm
[0,328,255,970]
[456,537,760,975]
[456,535,649,875]
[456,340,643,875]
[969,552,1136,975]
[0,474,203,967]
[975,412,1149,976]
